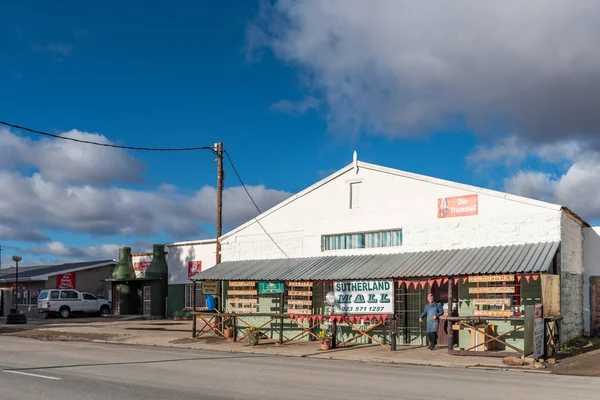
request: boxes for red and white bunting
[436,278,443,287]
[462,276,468,284]
[289,314,295,320]
[419,281,426,289]
[397,280,404,287]
[382,314,388,322]
[443,278,448,284]
[336,316,343,323]
[517,275,522,283]
[368,315,374,322]
[375,315,381,322]
[454,277,459,285]
[428,279,435,288]
[532,274,539,281]
[317,315,323,323]
[525,275,531,283]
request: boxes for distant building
[0,260,115,318]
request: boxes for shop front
[108,245,168,318]
[190,241,561,357]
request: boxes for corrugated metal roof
[191,242,559,281]
[0,260,115,282]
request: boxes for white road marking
[3,370,62,380]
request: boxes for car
[37,289,112,318]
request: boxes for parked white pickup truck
[37,289,112,318]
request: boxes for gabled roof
[0,260,115,282]
[221,160,588,240]
[191,241,559,281]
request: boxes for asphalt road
[0,337,598,400]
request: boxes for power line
[0,120,214,152]
[223,149,289,258]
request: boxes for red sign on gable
[438,194,478,219]
[188,261,202,278]
[56,272,76,289]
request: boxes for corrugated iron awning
[191,241,559,281]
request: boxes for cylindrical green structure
[113,247,136,315]
[145,244,168,317]
[113,247,135,280]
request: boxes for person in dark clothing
[419,293,444,350]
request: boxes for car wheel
[59,307,70,319]
[100,305,110,315]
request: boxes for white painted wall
[583,227,600,336]
[167,240,216,285]
[221,163,562,262]
[560,213,585,343]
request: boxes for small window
[61,290,78,299]
[323,229,403,251]
[83,294,97,300]
[38,292,48,300]
[350,182,361,209]
[185,285,207,309]
[50,291,60,299]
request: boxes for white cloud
[270,96,320,115]
[0,128,144,185]
[251,1,600,143]
[466,137,527,167]
[0,128,292,256]
[504,148,600,220]
[31,42,73,56]
[29,241,120,260]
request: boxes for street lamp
[7,255,26,324]
[12,255,21,309]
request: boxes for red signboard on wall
[56,272,76,289]
[188,261,202,278]
[438,194,478,219]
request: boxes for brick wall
[559,212,584,344]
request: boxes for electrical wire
[224,149,289,258]
[0,120,214,152]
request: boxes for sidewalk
[0,317,543,371]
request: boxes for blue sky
[1,1,600,266]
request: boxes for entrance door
[143,286,151,316]
[396,284,426,345]
[592,277,600,336]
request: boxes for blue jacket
[420,302,444,333]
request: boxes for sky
[2,0,600,267]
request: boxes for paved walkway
[0,317,539,371]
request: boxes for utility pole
[215,142,224,265]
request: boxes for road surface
[0,337,598,400]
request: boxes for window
[39,292,48,300]
[14,289,41,305]
[349,182,361,209]
[50,291,60,299]
[185,284,207,309]
[61,290,78,299]
[323,229,403,251]
[83,294,97,300]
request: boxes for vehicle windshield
[38,292,48,300]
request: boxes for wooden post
[279,291,284,345]
[192,280,197,338]
[331,318,337,349]
[391,281,397,351]
[447,276,454,352]
[215,142,223,266]
[233,315,238,342]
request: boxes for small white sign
[333,280,394,315]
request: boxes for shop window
[185,285,207,309]
[50,290,60,299]
[323,229,403,251]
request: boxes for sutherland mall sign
[333,280,394,315]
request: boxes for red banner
[188,261,202,278]
[56,272,76,289]
[438,194,478,219]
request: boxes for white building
[583,227,600,336]
[165,239,216,316]
[212,158,587,345]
